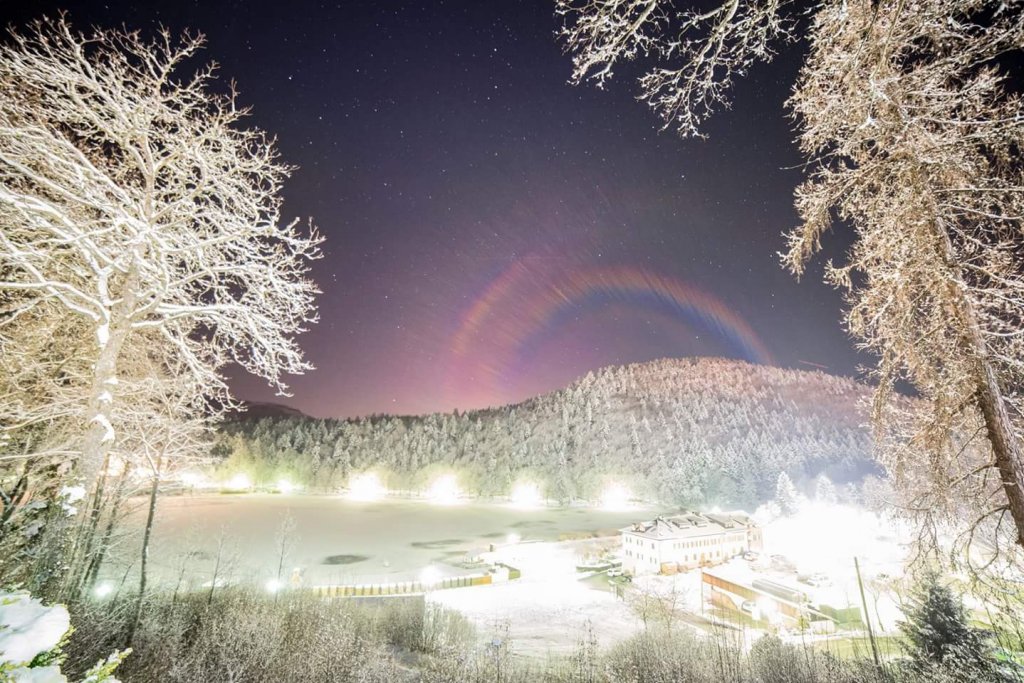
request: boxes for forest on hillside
[215,358,879,509]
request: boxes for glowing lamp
[420,565,442,588]
[426,474,462,505]
[277,479,299,494]
[600,483,631,511]
[93,582,114,599]
[510,482,543,509]
[224,473,252,491]
[265,578,283,594]
[347,472,386,501]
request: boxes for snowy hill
[216,358,878,508]
[234,401,309,419]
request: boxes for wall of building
[622,524,759,575]
[622,533,662,574]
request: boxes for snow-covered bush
[0,591,126,683]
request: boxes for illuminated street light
[347,472,386,501]
[265,578,283,594]
[93,581,113,599]
[510,482,543,509]
[599,483,632,511]
[277,479,300,494]
[224,473,252,491]
[419,565,442,589]
[426,474,462,505]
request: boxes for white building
[621,511,763,575]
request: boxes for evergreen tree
[775,472,800,515]
[815,475,838,505]
[898,573,1001,681]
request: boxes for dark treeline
[215,358,879,509]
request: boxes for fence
[314,564,521,598]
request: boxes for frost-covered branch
[557,0,793,137]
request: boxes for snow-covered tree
[814,474,837,505]
[898,573,1000,679]
[0,18,322,496]
[555,0,1024,560]
[775,471,799,515]
[784,0,1024,557]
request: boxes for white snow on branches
[0,591,70,664]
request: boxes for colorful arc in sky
[448,262,774,403]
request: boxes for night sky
[5,1,862,418]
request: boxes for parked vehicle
[769,554,797,572]
[798,572,831,587]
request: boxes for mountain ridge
[215,357,879,508]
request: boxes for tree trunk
[79,264,141,496]
[972,355,1024,548]
[933,219,1024,548]
[79,321,129,494]
[59,467,110,600]
[208,536,224,606]
[127,470,160,648]
[82,468,128,594]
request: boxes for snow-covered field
[115,493,659,589]
[106,495,918,654]
[430,540,642,655]
[756,501,912,632]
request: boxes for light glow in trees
[557,0,793,139]
[224,473,253,491]
[426,474,463,506]
[346,472,387,502]
[510,481,544,509]
[600,482,632,511]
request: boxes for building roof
[621,512,756,541]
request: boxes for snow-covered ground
[755,501,912,633]
[113,493,661,588]
[429,540,642,655]
[107,495,918,654]
[760,501,909,578]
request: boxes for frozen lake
[115,494,658,589]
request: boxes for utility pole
[854,556,881,668]
[700,572,704,616]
